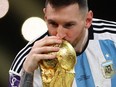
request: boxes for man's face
[44,3,92,47]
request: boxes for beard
[71,28,88,53]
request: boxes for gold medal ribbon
[40,40,76,87]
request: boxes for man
[9,0,116,87]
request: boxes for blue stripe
[75,52,95,87]
[99,40,116,87]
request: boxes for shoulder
[92,18,116,41]
[92,18,116,33]
[9,31,48,75]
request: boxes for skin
[23,3,93,73]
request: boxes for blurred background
[0,0,116,86]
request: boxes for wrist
[23,66,34,74]
[23,61,35,74]
[20,68,34,87]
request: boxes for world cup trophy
[39,40,76,87]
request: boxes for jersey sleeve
[92,18,116,42]
[9,71,21,87]
[8,41,32,87]
[8,31,48,87]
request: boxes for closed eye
[63,22,76,29]
[47,20,58,27]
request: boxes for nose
[56,26,66,39]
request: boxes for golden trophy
[39,40,76,87]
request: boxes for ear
[43,8,47,21]
[85,10,93,29]
[43,8,46,14]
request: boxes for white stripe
[85,40,111,87]
[93,18,116,24]
[93,27,116,31]
[92,22,116,27]
[12,47,31,71]
[15,55,26,73]
[15,42,31,58]
[9,70,21,76]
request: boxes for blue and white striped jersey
[9,18,116,87]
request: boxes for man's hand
[23,36,62,73]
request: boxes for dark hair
[45,0,88,10]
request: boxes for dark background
[0,0,116,86]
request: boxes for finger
[33,53,57,62]
[41,36,62,46]
[34,36,62,47]
[32,46,60,54]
